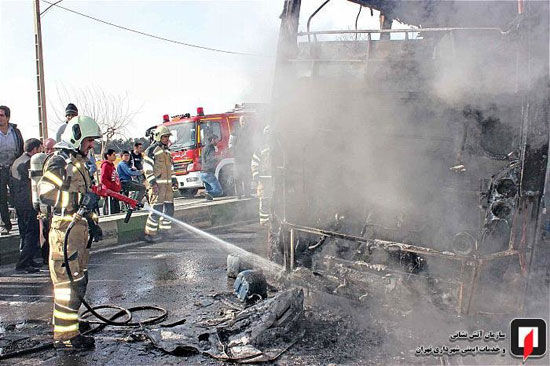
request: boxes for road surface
[1,221,544,365]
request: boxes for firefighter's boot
[143,234,156,243]
[54,334,95,351]
[79,321,92,333]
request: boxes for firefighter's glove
[89,221,103,242]
[81,192,99,212]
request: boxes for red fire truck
[146,104,263,198]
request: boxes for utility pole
[33,0,48,140]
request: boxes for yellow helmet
[61,115,102,151]
[153,125,172,142]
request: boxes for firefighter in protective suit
[37,116,102,350]
[143,125,175,242]
[251,125,272,226]
[251,125,283,261]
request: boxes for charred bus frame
[270,0,549,315]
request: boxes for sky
[0,0,400,140]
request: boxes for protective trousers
[48,216,89,340]
[234,161,251,197]
[257,180,272,226]
[145,182,174,236]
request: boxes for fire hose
[0,185,171,360]
[63,184,168,326]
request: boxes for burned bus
[268,0,549,316]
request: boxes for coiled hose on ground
[0,216,176,360]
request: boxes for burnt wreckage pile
[268,0,549,316]
[145,289,305,363]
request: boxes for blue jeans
[200,172,223,197]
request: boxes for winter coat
[100,160,121,192]
[201,142,218,173]
[0,123,24,168]
[130,151,143,170]
[10,152,33,209]
[117,160,142,182]
[10,123,24,158]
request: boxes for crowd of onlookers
[0,103,148,273]
[98,145,147,215]
[1,101,266,274]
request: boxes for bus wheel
[179,188,198,198]
[219,167,235,196]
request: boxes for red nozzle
[91,185,140,209]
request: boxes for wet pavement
[0,221,269,365]
[1,221,547,365]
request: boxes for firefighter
[229,116,253,198]
[38,115,102,350]
[251,125,272,226]
[143,125,175,242]
[251,125,281,261]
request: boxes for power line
[40,0,63,16]
[41,0,269,57]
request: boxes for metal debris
[145,288,305,363]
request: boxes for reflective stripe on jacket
[143,142,174,186]
[38,150,92,215]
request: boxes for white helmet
[153,125,172,142]
[61,115,102,151]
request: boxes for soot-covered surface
[0,223,547,365]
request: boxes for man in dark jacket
[130,142,144,170]
[0,105,24,235]
[200,134,223,200]
[11,138,42,273]
[56,103,78,142]
[130,142,145,184]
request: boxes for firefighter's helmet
[61,115,102,151]
[153,125,172,142]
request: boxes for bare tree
[49,84,141,155]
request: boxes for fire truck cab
[147,105,261,198]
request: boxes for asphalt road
[0,221,269,365]
[1,220,547,365]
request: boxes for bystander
[55,103,78,142]
[117,150,146,202]
[44,138,56,154]
[39,138,56,265]
[229,116,253,198]
[200,134,223,200]
[11,138,43,273]
[130,142,144,176]
[100,149,121,214]
[0,105,24,235]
